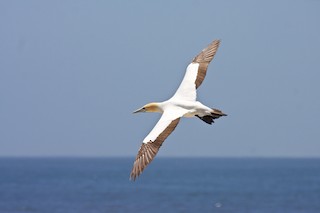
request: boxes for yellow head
[133,102,162,113]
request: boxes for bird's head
[133,102,163,113]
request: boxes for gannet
[130,39,226,180]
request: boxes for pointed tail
[211,108,227,118]
[196,108,227,125]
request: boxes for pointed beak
[133,108,144,114]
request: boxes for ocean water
[0,158,319,213]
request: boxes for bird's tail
[211,108,227,118]
[196,108,227,125]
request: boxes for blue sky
[1,0,320,157]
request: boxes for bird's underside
[130,39,226,181]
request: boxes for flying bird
[130,39,226,180]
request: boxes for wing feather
[171,40,220,101]
[130,112,181,181]
[193,39,220,88]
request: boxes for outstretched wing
[130,108,186,181]
[171,40,220,101]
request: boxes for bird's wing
[130,108,187,180]
[171,40,220,101]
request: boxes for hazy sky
[1,0,320,157]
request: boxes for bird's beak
[133,108,145,114]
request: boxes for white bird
[130,39,226,180]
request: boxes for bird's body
[130,40,226,180]
[148,100,217,118]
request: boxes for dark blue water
[0,158,319,213]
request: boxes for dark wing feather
[130,118,180,181]
[192,40,220,88]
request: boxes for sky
[1,0,320,158]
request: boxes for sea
[0,157,319,213]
